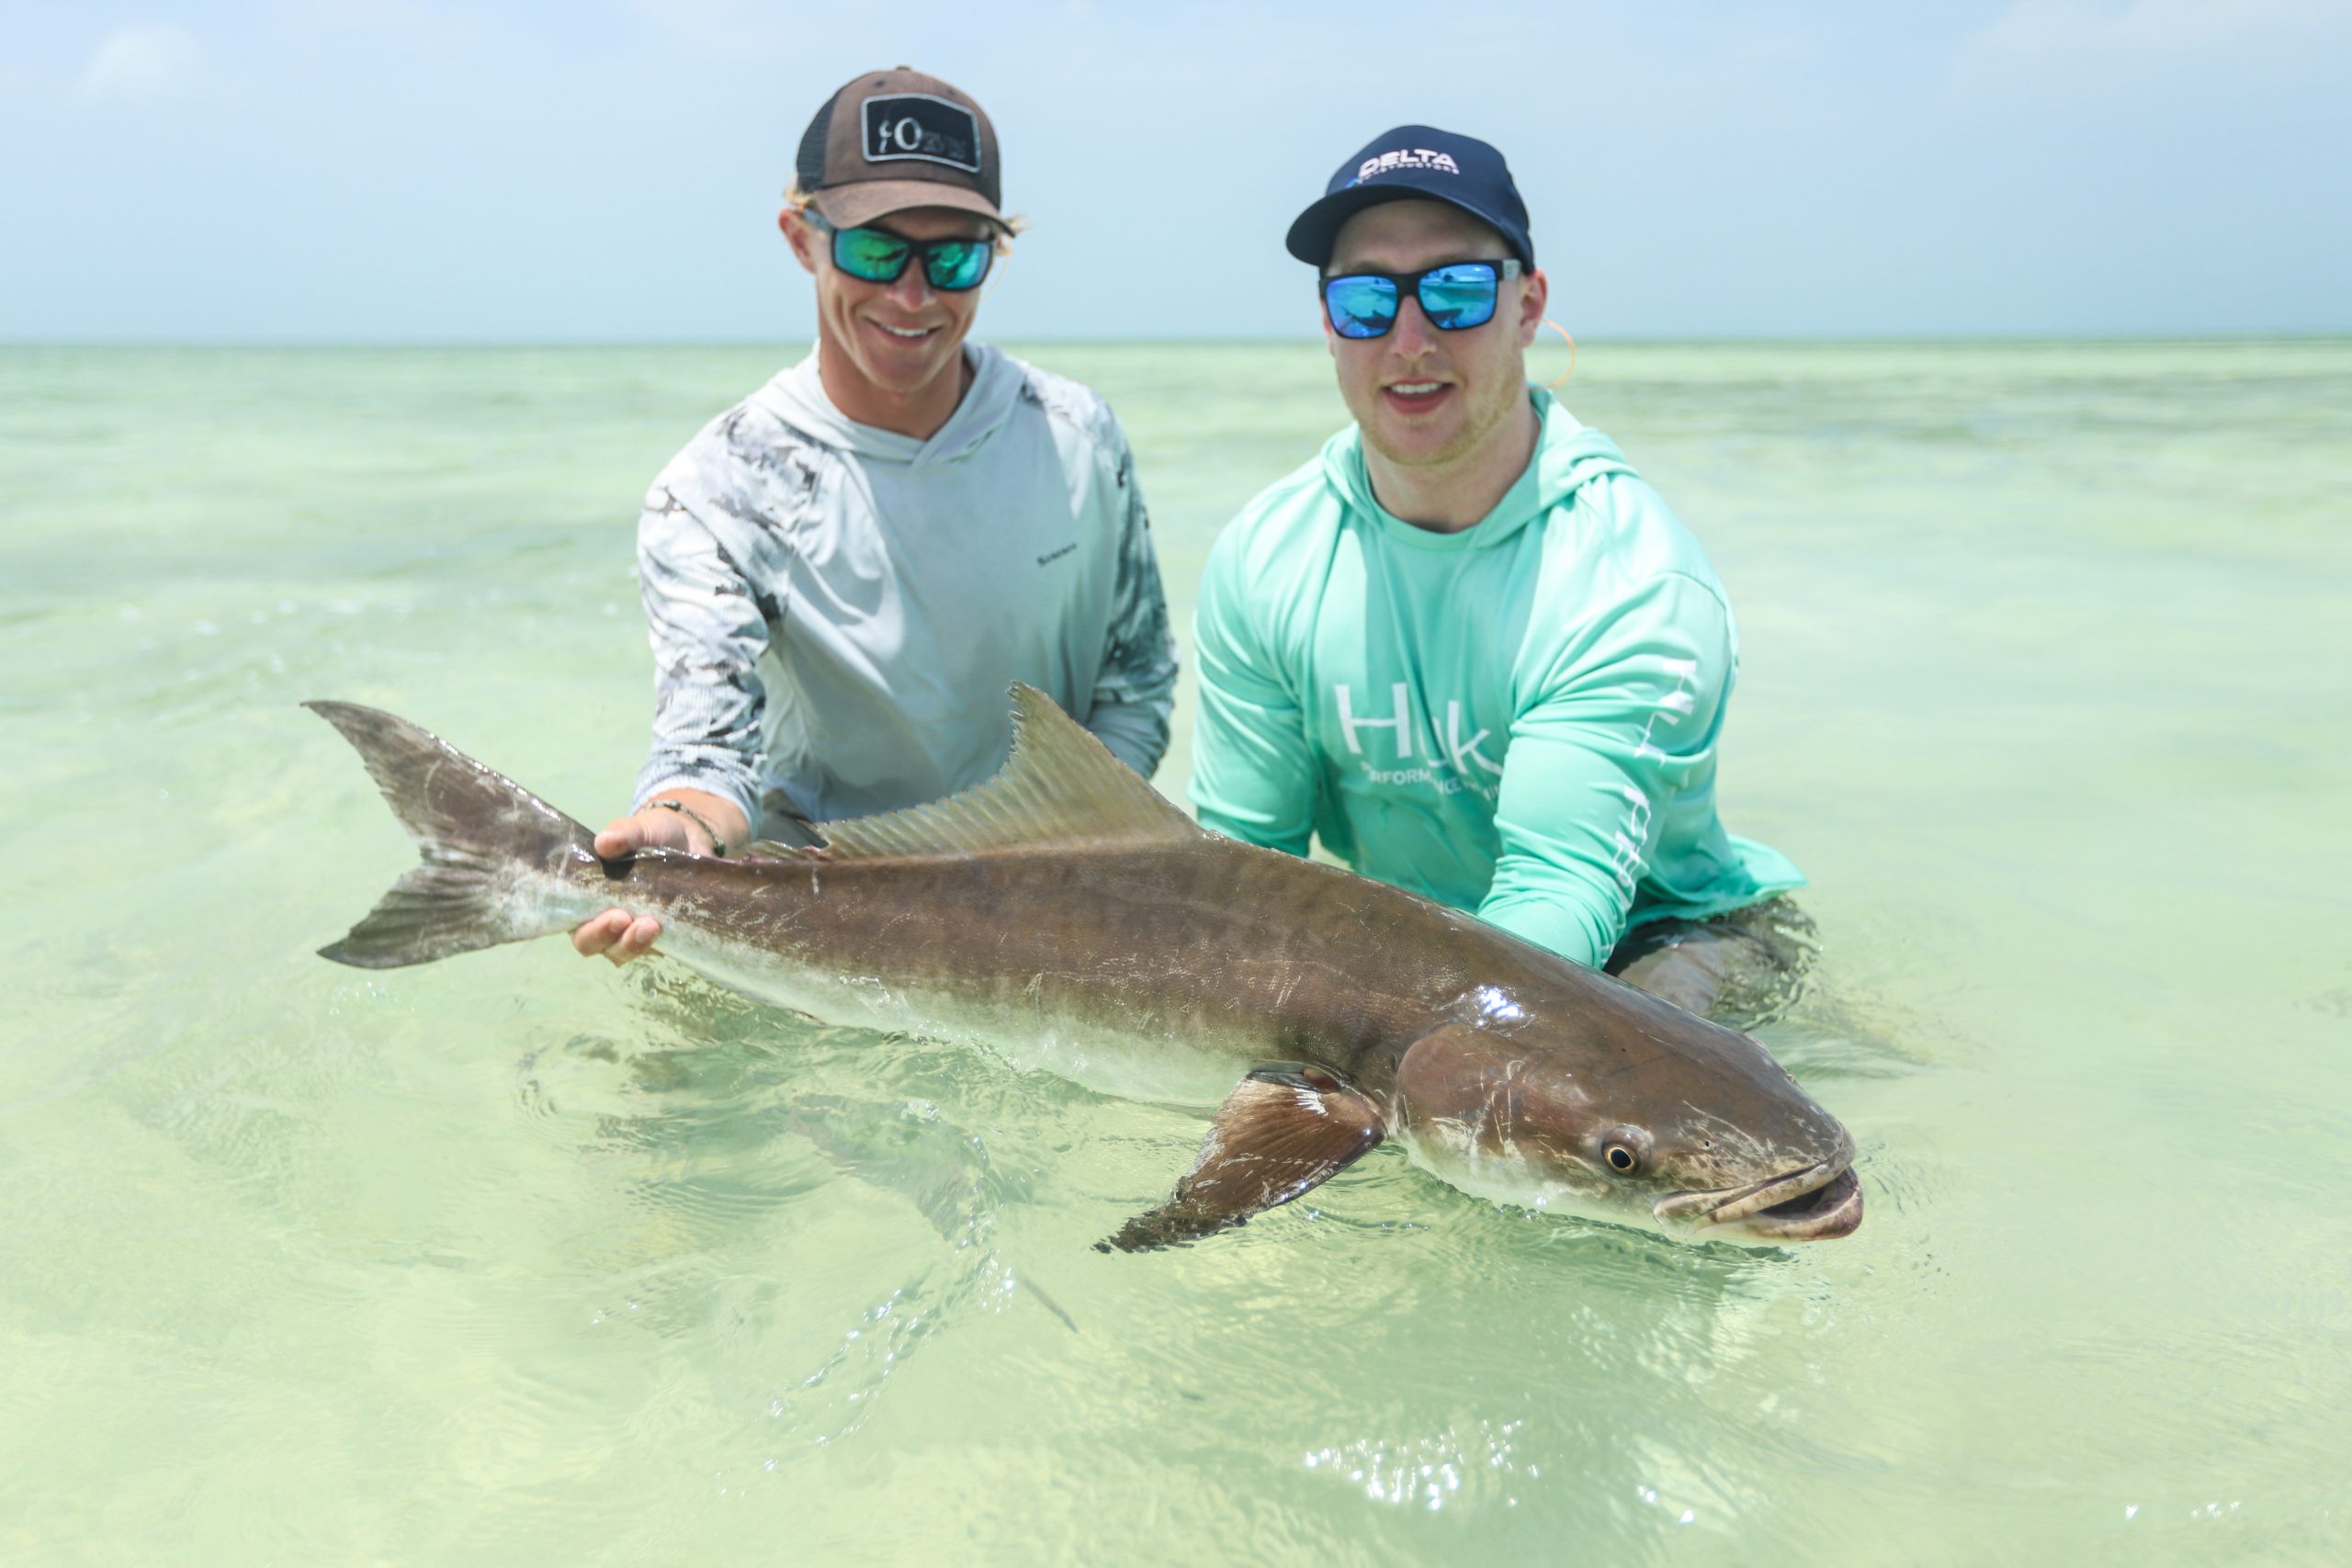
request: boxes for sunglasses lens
[1324,276,1398,339]
[832,228,910,283]
[922,239,993,292]
[1418,264,1499,330]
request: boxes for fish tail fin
[307,701,599,969]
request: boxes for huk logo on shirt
[1332,682,1502,798]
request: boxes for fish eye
[1600,1126,1650,1176]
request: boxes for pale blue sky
[5,1,2346,340]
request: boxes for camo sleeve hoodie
[630,344,1178,835]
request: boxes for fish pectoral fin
[1098,1065,1385,1254]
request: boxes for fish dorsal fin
[812,684,1203,859]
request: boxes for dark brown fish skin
[626,840,1449,1086]
[309,693,1860,1247]
[610,832,1852,1206]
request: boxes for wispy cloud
[76,23,202,101]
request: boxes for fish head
[1389,997,1861,1245]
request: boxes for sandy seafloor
[3,338,2348,1564]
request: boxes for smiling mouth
[868,320,938,341]
[1384,380,1450,408]
[1657,1161,1864,1242]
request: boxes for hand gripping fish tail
[310,686,1861,1252]
[305,700,606,968]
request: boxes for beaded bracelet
[650,798,729,857]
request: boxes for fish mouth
[1655,1161,1864,1243]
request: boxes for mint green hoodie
[1189,389,1802,968]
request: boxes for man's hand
[571,789,749,966]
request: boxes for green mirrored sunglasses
[807,214,995,292]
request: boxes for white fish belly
[654,919,1259,1109]
[1394,1122,1665,1235]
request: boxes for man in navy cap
[1188,127,1807,1021]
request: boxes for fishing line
[1541,318,1578,389]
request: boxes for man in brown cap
[574,68,1178,964]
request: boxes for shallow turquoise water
[4,340,2349,1563]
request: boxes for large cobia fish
[310,687,1862,1252]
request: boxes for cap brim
[1285,185,1529,269]
[811,181,1009,231]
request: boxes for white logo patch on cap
[1358,148,1462,181]
[862,94,982,173]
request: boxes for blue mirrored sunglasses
[1321,259,1524,339]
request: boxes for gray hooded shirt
[632,344,1178,836]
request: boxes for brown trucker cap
[795,67,1005,231]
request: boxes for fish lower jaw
[1657,1162,1864,1244]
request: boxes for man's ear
[778,208,821,277]
[1516,265,1550,349]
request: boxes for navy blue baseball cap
[1285,125,1533,271]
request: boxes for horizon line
[7,331,2350,351]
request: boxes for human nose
[883,259,936,310]
[1388,294,1439,355]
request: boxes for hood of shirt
[749,341,1026,467]
[1319,385,1642,551]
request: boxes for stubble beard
[1361,370,1523,472]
